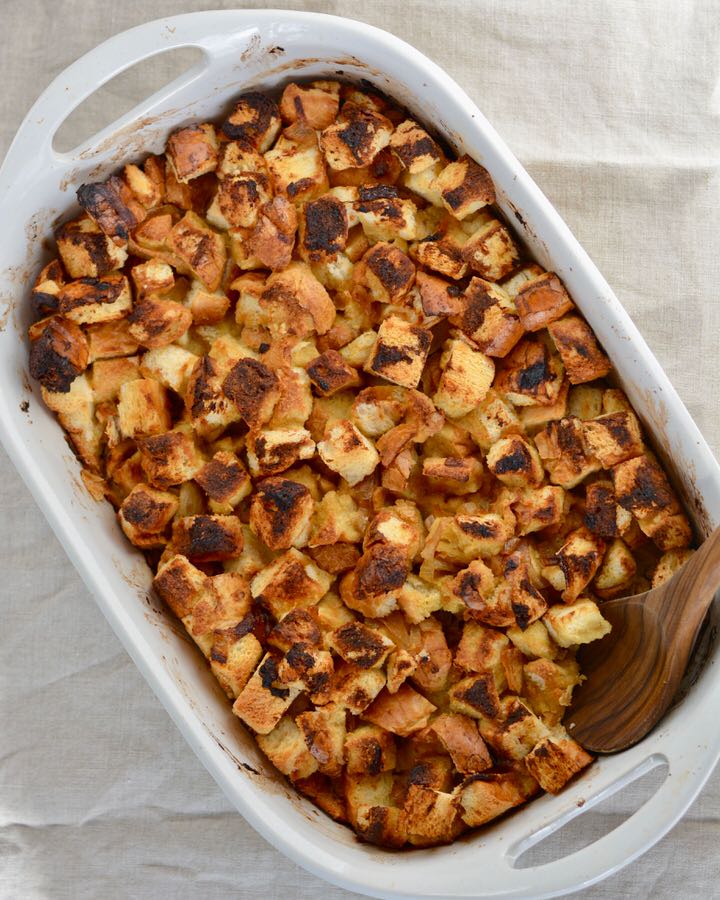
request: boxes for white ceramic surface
[1,11,719,899]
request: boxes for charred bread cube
[166,212,226,292]
[494,335,565,407]
[29,316,89,393]
[433,339,495,418]
[117,378,171,438]
[306,350,361,396]
[365,317,432,389]
[363,684,437,737]
[389,120,441,174]
[76,174,145,244]
[449,672,501,720]
[330,663,387,715]
[207,172,272,230]
[166,124,218,182]
[128,296,193,349]
[414,271,463,322]
[613,454,685,524]
[245,428,316,477]
[31,259,65,317]
[298,195,349,265]
[261,262,336,338]
[249,476,315,550]
[554,528,606,602]
[136,430,201,488]
[58,273,132,325]
[56,217,128,278]
[450,278,524,358]
[486,435,544,488]
[118,483,178,548]
[432,155,495,220]
[210,634,262,698]
[265,123,328,202]
[173,514,244,562]
[547,314,611,384]
[195,451,252,509]
[543,598,611,646]
[250,549,332,619]
[295,704,347,777]
[280,82,340,130]
[340,544,408,618]
[403,785,464,847]
[412,220,469,280]
[222,91,281,151]
[345,725,397,775]
[462,219,519,281]
[361,242,416,303]
[329,622,395,669]
[430,513,513,565]
[458,768,539,827]
[514,272,574,332]
[233,653,302,735]
[152,553,206,618]
[583,480,631,538]
[317,420,379,486]
[222,356,280,428]
[422,456,484,494]
[512,484,566,535]
[534,416,601,488]
[320,102,394,170]
[354,185,419,241]
[256,715,319,780]
[524,737,593,794]
[480,697,550,761]
[582,410,644,468]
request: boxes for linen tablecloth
[2,1,720,897]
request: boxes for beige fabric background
[2,1,720,897]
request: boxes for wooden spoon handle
[667,524,720,635]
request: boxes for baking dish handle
[0,11,262,177]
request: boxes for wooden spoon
[566,525,720,753]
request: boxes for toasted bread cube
[452,564,515,628]
[340,543,408,618]
[455,622,509,676]
[486,435,544,488]
[267,608,322,653]
[434,513,512,564]
[433,339,495,418]
[136,430,201,488]
[56,217,128,278]
[295,703,346,777]
[613,454,678,520]
[652,548,694,587]
[365,316,432,389]
[458,769,539,827]
[523,658,582,724]
[58,273,132,325]
[256,715,319,780]
[127,296,192,349]
[185,571,252,642]
[494,335,566,408]
[152,553,206,618]
[329,622,394,669]
[414,270,462,322]
[294,772,347,823]
[568,384,604,420]
[450,278,523,357]
[130,258,174,298]
[173,514,244,562]
[355,803,407,849]
[555,528,606,602]
[195,451,252,508]
[309,543,360,575]
[265,125,328,202]
[525,737,593,794]
[130,210,174,257]
[185,355,241,437]
[90,356,140,403]
[638,509,692,551]
[515,272,574,332]
[345,725,397,775]
[345,770,395,826]
[166,212,226,292]
[166,123,218,182]
[320,102,393,169]
[221,356,279,428]
[40,373,102,471]
[217,141,268,180]
[389,120,441,174]
[280,82,340,130]
[365,501,425,561]
[233,654,301,735]
[403,785,463,847]
[462,219,519,281]
[449,673,501,720]
[117,378,170,438]
[480,697,549,761]
[422,456,484,495]
[412,220,469,279]
[234,195,298,272]
[261,261,336,337]
[76,175,145,243]
[583,410,644,468]
[317,420,379,486]
[85,319,139,363]
[513,484,566,535]
[209,629,263,698]
[547,314,611,384]
[583,480,626,538]
[118,483,178,548]
[432,155,495,220]
[361,242,416,302]
[395,574,442,624]
[457,389,521,450]
[363,684,437,737]
[544,598,612,648]
[507,619,558,660]
[246,427,315,477]
[249,477,314,550]
[593,537,636,599]
[329,662,386,714]
[306,350,360,397]
[535,416,601,488]
[123,157,164,209]
[209,172,272,231]
[383,648,416,695]
[298,195,349,265]
[402,159,445,206]
[31,259,65,316]
[431,714,492,775]
[251,549,332,619]
[309,490,366,547]
[29,316,89,393]
[222,91,281,151]
[354,185,419,241]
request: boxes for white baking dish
[1,10,718,898]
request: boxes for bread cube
[208,629,263,698]
[480,697,550,761]
[152,553,206,618]
[235,195,298,272]
[249,476,314,551]
[449,672,501,720]
[365,501,425,561]
[320,102,394,169]
[451,278,523,357]
[261,261,336,337]
[361,242,416,302]
[127,296,192,349]
[457,389,521,450]
[422,455,484,495]
[58,273,132,325]
[250,548,332,619]
[56,217,128,278]
[554,528,606,602]
[507,619,558,660]
[432,155,495,220]
[185,356,240,438]
[245,428,315,478]
[265,124,328,202]
[330,662,386,714]
[412,220,469,279]
[256,715,319,780]
[89,356,140,404]
[29,316,89,393]
[524,737,593,794]
[454,621,509,676]
[523,657,582,724]
[345,725,397,775]
[295,703,346,777]
[280,81,340,130]
[117,378,170,438]
[403,785,463,847]
[385,648,417,695]
[414,270,463,321]
[543,597,611,648]
[166,212,226,292]
[433,339,495,418]
[137,345,196,398]
[340,544,408,618]
[393,574,441,624]
[435,513,512,565]
[207,172,272,230]
[40,372,102,471]
[637,509,693,551]
[31,259,65,317]
[166,123,218,182]
[118,483,178,548]
[548,314,611,384]
[458,768,539,827]
[136,430,201,489]
[494,335,565,407]
[363,684,437,737]
[512,484,566,535]
[193,451,251,510]
[173,514,244,562]
[568,383,604,420]
[123,157,164,210]
[329,622,395,669]
[613,454,677,520]
[309,543,360,575]
[222,91,281,151]
[350,385,405,438]
[583,480,627,538]
[430,714,492,776]
[354,185,419,241]
[462,219,519,281]
[77,174,145,243]
[317,420,379,486]
[309,490,366,547]
[652,548,694,588]
[130,258,174,299]
[365,316,432,389]
[233,653,302,735]
[515,272,574,332]
[583,410,644,468]
[389,120,441,173]
[486,435,544,488]
[187,573,252,640]
[534,416,601,488]
[306,350,361,397]
[402,159,444,206]
[298,195,348,266]
[220,356,279,429]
